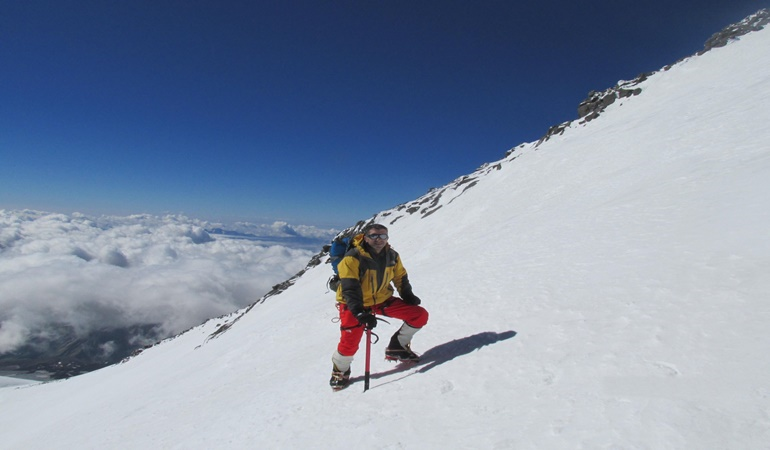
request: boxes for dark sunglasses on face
[366,233,389,240]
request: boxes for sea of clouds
[0,209,336,355]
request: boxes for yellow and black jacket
[335,233,412,313]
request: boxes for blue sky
[1,1,765,228]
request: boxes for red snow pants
[336,297,429,357]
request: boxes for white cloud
[0,320,28,353]
[98,341,117,359]
[0,210,328,353]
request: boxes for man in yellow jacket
[330,223,429,390]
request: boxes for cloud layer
[0,210,331,354]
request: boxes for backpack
[326,236,353,291]
[329,236,352,275]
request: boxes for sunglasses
[366,233,389,240]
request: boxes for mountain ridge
[197,7,770,327]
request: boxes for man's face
[364,228,389,253]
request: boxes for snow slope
[2,19,769,450]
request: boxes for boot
[330,351,354,390]
[385,324,421,362]
[329,365,351,390]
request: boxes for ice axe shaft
[364,327,372,392]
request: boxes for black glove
[354,311,378,329]
[402,292,421,305]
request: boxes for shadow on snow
[348,330,517,389]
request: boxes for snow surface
[2,24,770,450]
[0,375,40,389]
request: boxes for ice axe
[363,316,389,392]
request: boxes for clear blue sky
[1,1,765,228]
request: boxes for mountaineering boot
[385,342,420,362]
[330,351,354,390]
[385,324,421,362]
[329,365,351,391]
